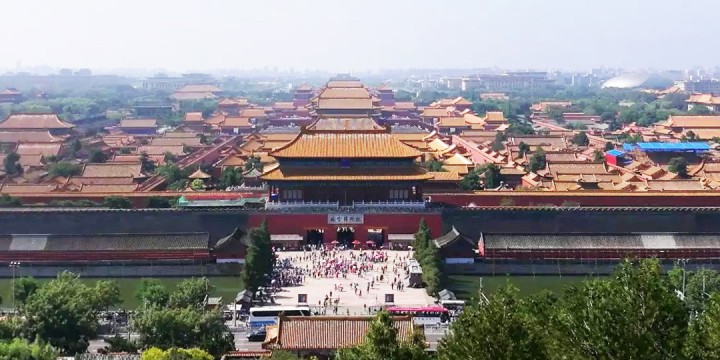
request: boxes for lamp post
[9,261,20,312]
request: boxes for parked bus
[386,305,450,325]
[247,305,311,330]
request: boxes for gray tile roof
[0,233,209,251]
[483,233,720,250]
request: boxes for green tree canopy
[668,157,689,177]
[438,284,549,360]
[0,338,56,360]
[527,147,546,173]
[135,279,171,308]
[478,163,502,189]
[132,307,234,357]
[517,141,530,157]
[140,152,156,173]
[94,280,122,310]
[3,152,22,175]
[48,161,82,177]
[141,347,214,360]
[104,196,133,209]
[423,159,445,172]
[22,272,108,354]
[169,277,212,309]
[88,149,108,163]
[0,194,21,207]
[245,155,263,171]
[218,167,241,189]
[242,221,274,294]
[572,131,590,146]
[13,277,40,307]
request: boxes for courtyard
[273,249,436,315]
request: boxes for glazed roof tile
[0,113,74,130]
[261,165,432,182]
[270,130,421,158]
[263,315,414,350]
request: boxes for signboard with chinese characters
[328,213,364,224]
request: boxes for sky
[0,0,717,74]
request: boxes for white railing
[352,200,426,210]
[265,201,340,210]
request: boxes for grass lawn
[0,276,244,309]
[447,275,605,299]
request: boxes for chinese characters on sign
[327,213,364,224]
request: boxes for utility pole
[9,262,20,312]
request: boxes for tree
[491,132,506,151]
[0,194,21,207]
[3,152,22,175]
[604,141,614,151]
[48,161,81,177]
[549,259,689,360]
[158,163,187,190]
[13,277,40,307]
[685,293,720,360]
[103,335,139,354]
[527,147,546,173]
[685,130,699,142]
[140,152,156,173]
[593,150,605,162]
[690,105,713,115]
[148,196,174,208]
[218,167,241,189]
[668,266,720,314]
[104,196,133,209]
[668,157,689,177]
[70,139,82,154]
[135,279,170,308]
[190,178,205,190]
[336,310,429,360]
[141,347,214,360]
[88,149,108,163]
[478,163,502,189]
[572,131,590,146]
[460,169,481,190]
[132,308,233,357]
[169,278,211,309]
[242,221,274,294]
[438,285,549,360]
[245,155,263,171]
[0,338,56,360]
[163,152,178,164]
[22,272,107,354]
[423,159,445,172]
[517,142,530,157]
[94,280,122,310]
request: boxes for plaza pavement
[273,249,436,315]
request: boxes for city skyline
[1,0,718,74]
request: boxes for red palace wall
[248,212,442,244]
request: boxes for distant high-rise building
[685,80,720,94]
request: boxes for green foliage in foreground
[437,259,720,360]
[0,338,56,360]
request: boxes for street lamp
[9,262,20,312]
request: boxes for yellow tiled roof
[270,129,421,159]
[261,165,431,182]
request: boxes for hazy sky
[1,0,717,73]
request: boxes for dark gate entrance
[337,227,355,247]
[368,228,385,248]
[306,229,325,246]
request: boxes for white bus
[248,305,311,330]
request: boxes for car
[247,329,267,342]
